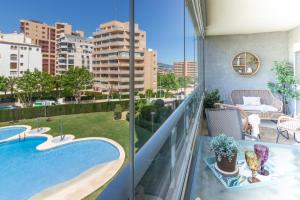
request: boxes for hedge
[135,118,161,133]
[0,100,130,122]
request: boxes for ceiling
[205,0,300,36]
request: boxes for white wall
[288,25,300,114]
[205,31,288,103]
[0,43,42,77]
[0,32,32,44]
[288,25,300,62]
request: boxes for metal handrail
[98,86,203,200]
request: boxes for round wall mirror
[232,52,260,76]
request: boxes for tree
[53,75,63,99]
[268,61,300,114]
[158,73,178,95]
[0,76,8,95]
[145,89,154,99]
[16,70,55,104]
[61,67,93,103]
[7,77,17,97]
[16,70,39,105]
[176,76,193,92]
[35,71,55,99]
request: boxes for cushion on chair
[243,96,261,106]
[237,104,278,112]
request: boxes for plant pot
[216,152,237,173]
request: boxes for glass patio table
[188,136,300,200]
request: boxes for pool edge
[29,136,125,200]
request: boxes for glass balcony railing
[99,85,204,200]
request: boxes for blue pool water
[0,127,27,140]
[0,105,16,110]
[0,137,120,200]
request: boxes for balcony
[97,41,127,48]
[100,26,125,33]
[98,1,300,200]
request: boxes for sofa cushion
[237,104,278,112]
[231,90,273,105]
[243,96,261,106]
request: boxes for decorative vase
[246,67,253,73]
[216,152,237,173]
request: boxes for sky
[0,0,196,65]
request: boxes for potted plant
[209,134,238,173]
[204,89,223,109]
[268,61,300,114]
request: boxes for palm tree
[7,77,16,97]
[0,76,8,95]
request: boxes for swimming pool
[0,126,27,140]
[0,137,120,200]
[0,105,16,110]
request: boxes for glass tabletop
[188,136,300,200]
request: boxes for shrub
[135,118,160,133]
[114,104,122,120]
[153,99,165,108]
[204,89,223,109]
[0,100,130,122]
[157,106,172,123]
[139,93,145,98]
[140,105,157,121]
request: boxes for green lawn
[0,112,153,199]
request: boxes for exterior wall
[144,50,157,91]
[173,61,197,78]
[20,20,56,74]
[20,20,85,75]
[0,40,42,77]
[92,21,153,94]
[205,31,288,103]
[57,33,93,74]
[0,32,32,44]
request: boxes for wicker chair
[276,114,300,143]
[214,103,251,133]
[206,108,258,140]
[231,90,283,120]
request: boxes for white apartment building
[56,33,93,74]
[0,32,42,77]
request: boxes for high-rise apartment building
[20,19,56,74]
[144,49,157,91]
[57,33,93,74]
[173,61,198,79]
[92,20,157,93]
[0,32,42,77]
[20,20,84,75]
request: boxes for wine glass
[254,144,269,176]
[245,150,261,183]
